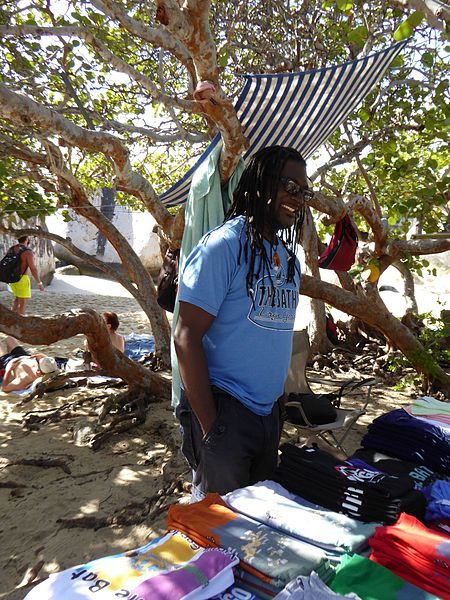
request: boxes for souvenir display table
[25,398,450,600]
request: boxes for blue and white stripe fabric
[160,41,406,207]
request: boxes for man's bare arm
[174,301,216,435]
[25,252,44,290]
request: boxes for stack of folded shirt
[25,530,239,600]
[273,571,362,599]
[423,479,450,532]
[276,444,425,523]
[212,584,261,599]
[404,396,450,429]
[361,408,450,475]
[349,448,443,491]
[327,553,441,599]
[167,492,326,599]
[370,512,450,599]
[223,480,378,557]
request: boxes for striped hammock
[160,41,406,207]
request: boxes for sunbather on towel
[0,337,59,393]
[83,311,125,369]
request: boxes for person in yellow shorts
[8,236,44,315]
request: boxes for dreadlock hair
[224,145,306,300]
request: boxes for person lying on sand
[0,337,59,393]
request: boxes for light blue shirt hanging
[171,144,245,408]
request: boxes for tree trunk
[65,192,172,363]
[301,210,331,354]
[392,259,418,314]
[0,305,171,399]
[0,219,172,366]
[300,274,450,397]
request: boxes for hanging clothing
[171,145,245,408]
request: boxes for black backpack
[156,247,180,312]
[0,246,27,284]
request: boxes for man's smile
[280,203,298,214]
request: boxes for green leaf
[348,25,368,49]
[336,0,353,10]
[421,51,433,67]
[394,11,424,41]
[218,51,228,68]
[409,10,424,26]
[436,80,449,94]
[390,55,404,68]
[359,108,370,122]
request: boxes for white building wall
[46,189,162,271]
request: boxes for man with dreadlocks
[174,145,312,500]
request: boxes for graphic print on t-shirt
[334,465,389,485]
[248,261,298,330]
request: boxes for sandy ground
[0,269,446,599]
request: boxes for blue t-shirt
[178,216,301,415]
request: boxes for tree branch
[300,273,450,393]
[0,223,146,304]
[91,0,196,79]
[389,0,450,31]
[0,86,176,237]
[0,306,171,398]
[60,108,208,144]
[0,26,194,113]
[389,238,450,257]
[0,83,128,168]
[0,135,171,360]
[154,0,247,180]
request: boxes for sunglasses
[279,176,314,201]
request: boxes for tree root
[17,561,45,588]
[90,415,144,451]
[57,471,189,530]
[0,456,72,474]
[0,480,27,488]
[19,368,119,405]
[90,388,161,449]
[19,376,162,449]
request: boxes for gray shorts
[176,387,281,501]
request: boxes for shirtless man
[8,236,44,315]
[84,311,125,368]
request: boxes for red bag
[318,214,358,271]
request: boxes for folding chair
[283,329,378,455]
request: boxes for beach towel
[124,332,155,360]
[25,530,239,600]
